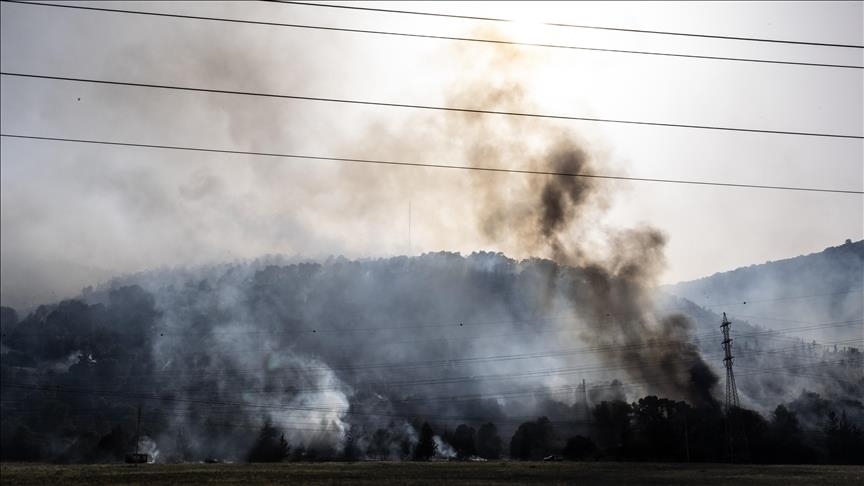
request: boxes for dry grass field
[2,461,863,485]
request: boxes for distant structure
[720,312,740,412]
[125,404,150,464]
[577,378,590,420]
[408,201,411,254]
[582,378,589,414]
[721,312,749,462]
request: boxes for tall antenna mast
[408,200,411,255]
[135,404,142,454]
[581,378,589,419]
[721,312,740,412]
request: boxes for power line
[3,304,852,356]
[0,402,591,430]
[6,338,858,405]
[672,288,864,309]
[0,382,580,424]
[133,329,864,379]
[396,360,863,404]
[8,351,856,425]
[4,347,858,428]
[3,134,861,195]
[8,340,859,401]
[15,335,861,394]
[0,360,845,404]
[163,343,864,394]
[3,0,861,70]
[273,1,864,50]
[6,358,855,414]
[35,326,861,392]
[731,314,864,326]
[19,334,861,398]
[147,318,864,354]
[8,300,854,338]
[3,72,862,141]
[3,278,857,338]
[3,357,857,419]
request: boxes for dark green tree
[476,422,503,459]
[368,428,391,460]
[825,410,864,465]
[413,423,437,461]
[764,405,813,463]
[592,401,632,457]
[563,436,595,460]
[94,425,131,462]
[2,425,43,461]
[451,424,476,459]
[247,421,289,462]
[510,417,555,460]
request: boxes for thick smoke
[433,41,720,408]
[130,34,722,456]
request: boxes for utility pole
[125,403,149,463]
[581,378,590,420]
[408,201,412,255]
[135,404,142,454]
[683,416,690,462]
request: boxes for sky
[1,1,862,310]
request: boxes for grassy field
[2,461,862,485]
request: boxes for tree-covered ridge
[1,252,861,463]
[664,240,863,342]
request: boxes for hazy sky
[1,1,862,309]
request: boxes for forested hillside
[2,252,860,463]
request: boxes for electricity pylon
[721,312,740,412]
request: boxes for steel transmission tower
[720,312,740,412]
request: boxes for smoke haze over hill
[2,250,861,462]
[665,240,864,342]
[1,3,862,465]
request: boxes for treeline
[4,393,861,464]
[508,396,863,464]
[235,394,864,464]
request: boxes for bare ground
[2,461,862,485]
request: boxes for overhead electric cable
[672,288,864,309]
[15,336,861,394]
[273,1,864,50]
[3,357,856,419]
[171,345,864,394]
[2,72,862,140]
[4,287,857,338]
[2,1,862,70]
[9,318,857,377]
[2,134,862,195]
[60,335,858,389]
